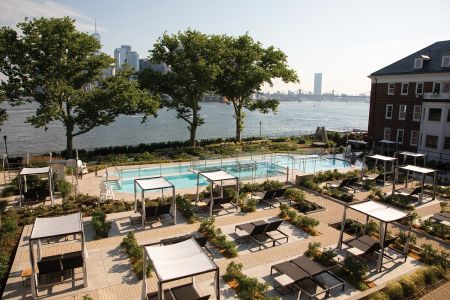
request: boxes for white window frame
[396,129,404,144]
[387,83,395,95]
[398,105,407,120]
[414,58,423,69]
[385,104,393,119]
[410,130,419,146]
[415,82,424,95]
[384,127,391,141]
[413,105,421,121]
[433,82,441,94]
[442,55,450,68]
[401,83,409,95]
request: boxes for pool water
[112,155,352,192]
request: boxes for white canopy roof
[135,177,174,191]
[379,140,397,144]
[20,166,51,176]
[347,139,367,145]
[200,170,237,182]
[145,238,216,281]
[399,165,435,174]
[367,154,397,161]
[398,151,426,158]
[30,212,82,240]
[350,201,408,222]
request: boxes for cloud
[0,0,106,33]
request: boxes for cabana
[141,238,220,300]
[378,140,397,156]
[345,139,368,158]
[134,176,176,229]
[361,154,397,185]
[19,166,54,207]
[394,165,437,203]
[396,151,426,167]
[337,200,412,272]
[196,170,239,217]
[29,213,88,299]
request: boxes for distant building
[139,58,169,73]
[314,73,322,96]
[114,45,140,71]
[368,40,450,161]
[127,51,139,72]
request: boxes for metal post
[141,190,145,229]
[173,187,177,225]
[337,205,348,249]
[209,181,214,217]
[141,250,147,300]
[377,221,386,272]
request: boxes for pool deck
[2,179,447,300]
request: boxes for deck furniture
[197,196,236,215]
[195,170,239,217]
[133,176,177,229]
[361,154,397,187]
[430,212,450,225]
[18,166,54,207]
[337,200,412,272]
[142,238,219,300]
[393,165,437,203]
[234,220,288,250]
[271,256,344,299]
[395,186,422,202]
[253,188,289,208]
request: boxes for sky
[1,0,449,95]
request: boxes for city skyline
[1,0,449,94]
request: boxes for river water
[0,101,369,155]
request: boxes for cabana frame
[195,170,239,217]
[133,176,176,229]
[396,151,426,167]
[361,154,397,186]
[337,200,412,272]
[29,212,88,299]
[141,238,220,300]
[394,165,437,203]
[19,166,54,207]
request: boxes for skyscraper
[127,51,139,72]
[314,73,322,96]
[114,45,140,71]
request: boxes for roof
[200,170,237,182]
[379,140,397,144]
[398,151,426,158]
[350,201,408,222]
[347,139,368,145]
[20,166,51,176]
[370,40,450,77]
[135,176,174,191]
[30,213,83,240]
[398,165,436,174]
[145,238,217,282]
[367,154,397,161]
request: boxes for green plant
[199,218,238,258]
[175,195,199,223]
[91,209,111,239]
[384,282,403,300]
[239,196,258,213]
[419,244,450,269]
[343,256,368,281]
[305,242,321,258]
[82,295,94,300]
[120,232,152,279]
[56,179,73,199]
[279,204,319,235]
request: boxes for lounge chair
[345,234,398,256]
[271,256,344,298]
[234,221,268,245]
[198,196,236,215]
[396,186,422,202]
[262,220,289,246]
[363,173,392,186]
[147,283,210,300]
[254,189,289,208]
[430,212,450,224]
[327,177,362,193]
[235,220,288,250]
[37,255,63,285]
[130,203,173,224]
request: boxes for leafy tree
[0,17,158,157]
[214,33,298,141]
[139,30,221,146]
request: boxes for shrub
[284,188,305,203]
[305,242,337,267]
[384,282,403,300]
[199,218,237,258]
[398,277,417,298]
[343,256,368,281]
[261,180,284,191]
[419,244,450,269]
[279,204,319,235]
[120,232,152,279]
[56,179,73,199]
[175,195,199,223]
[82,296,93,300]
[91,209,111,239]
[305,242,321,258]
[0,252,9,281]
[239,196,258,213]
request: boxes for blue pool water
[112,155,352,192]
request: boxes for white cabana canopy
[349,201,408,223]
[18,166,54,207]
[398,152,426,158]
[399,165,434,174]
[196,170,239,217]
[379,140,397,144]
[31,212,83,240]
[29,212,88,299]
[347,139,367,145]
[394,165,437,202]
[141,238,219,300]
[134,176,176,228]
[367,154,397,161]
[361,155,397,186]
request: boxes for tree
[214,33,298,141]
[139,30,221,146]
[0,17,159,157]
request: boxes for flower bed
[198,218,237,258]
[329,219,379,236]
[279,204,319,235]
[284,188,325,214]
[175,195,199,223]
[120,232,152,279]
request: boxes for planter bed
[329,219,365,235]
[290,200,325,214]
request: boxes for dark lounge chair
[235,220,288,250]
[430,212,450,224]
[396,186,422,202]
[37,255,63,285]
[198,196,236,214]
[345,234,398,256]
[131,203,173,224]
[327,177,362,193]
[255,189,289,208]
[147,283,210,300]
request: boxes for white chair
[77,160,88,174]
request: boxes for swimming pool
[112,154,352,192]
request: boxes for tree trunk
[189,107,198,147]
[235,107,242,143]
[66,131,74,159]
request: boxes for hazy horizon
[1,0,449,95]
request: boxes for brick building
[368,40,450,161]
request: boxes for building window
[398,105,407,120]
[442,55,450,68]
[444,137,450,150]
[401,83,409,95]
[414,58,423,69]
[410,130,419,146]
[413,105,421,121]
[428,108,442,121]
[385,104,393,119]
[433,82,441,94]
[384,128,391,141]
[396,129,404,144]
[425,135,438,149]
[416,82,424,94]
[387,83,395,95]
